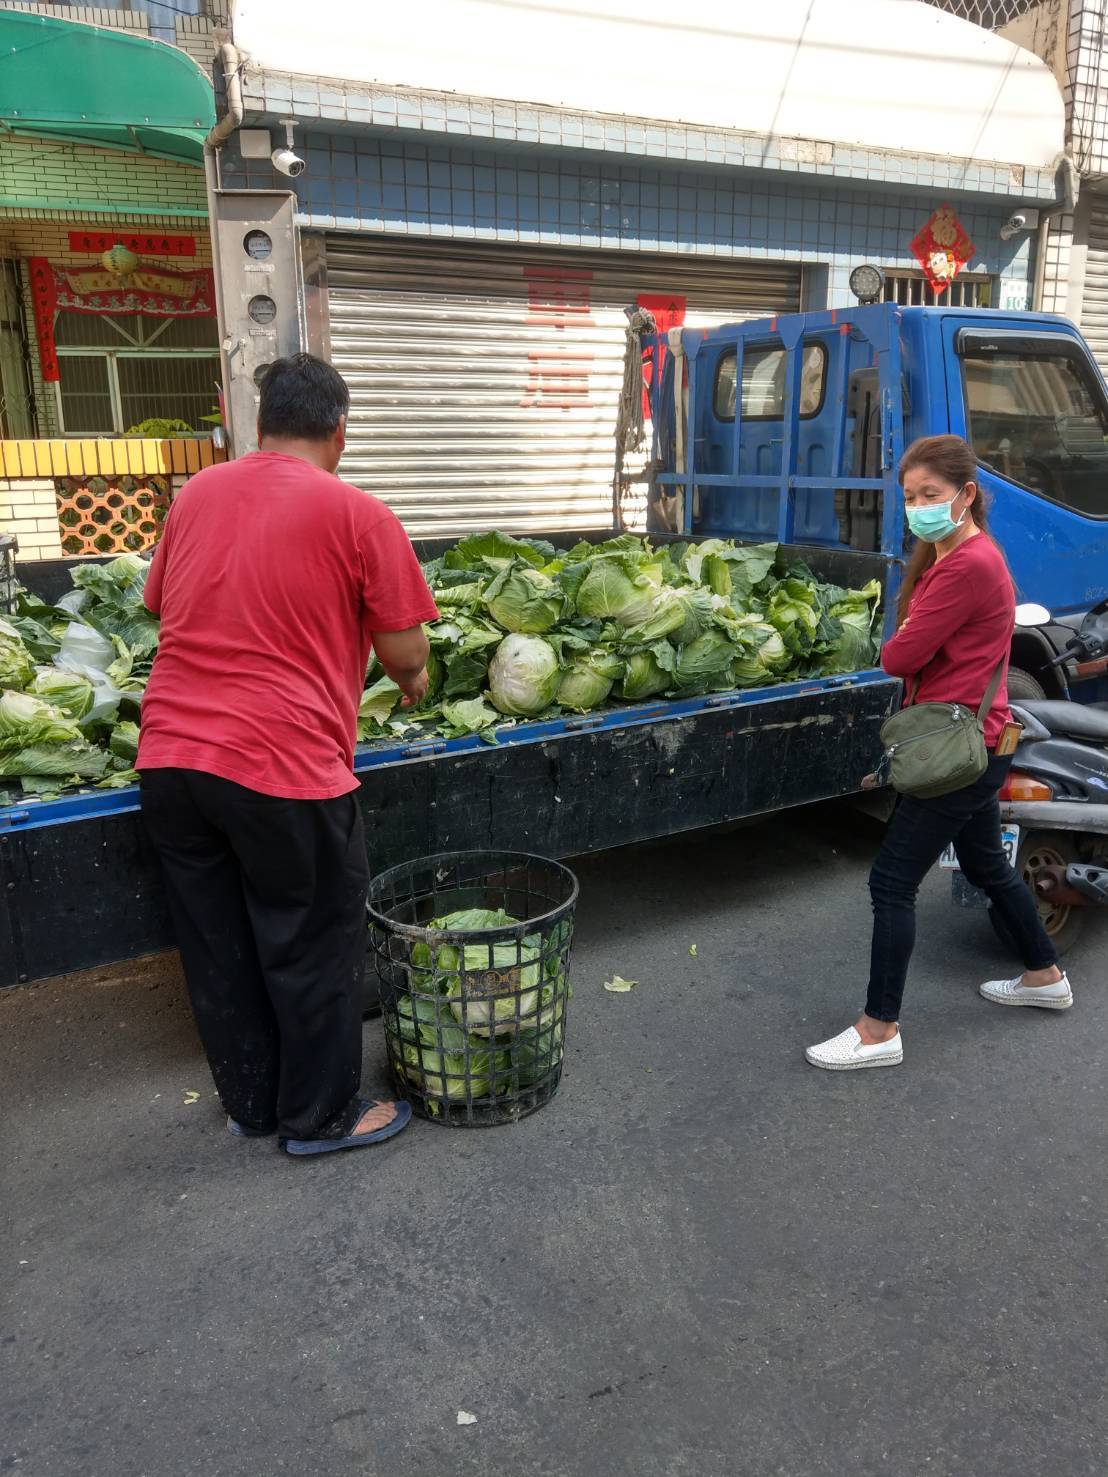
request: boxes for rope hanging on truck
[614,305,658,456]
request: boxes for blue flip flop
[280,1097,412,1157]
[227,1116,277,1138]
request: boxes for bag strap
[904,657,1004,720]
[976,657,1006,728]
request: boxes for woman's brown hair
[895,434,988,627]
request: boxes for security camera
[271,118,304,178]
[1000,209,1038,241]
[271,147,305,178]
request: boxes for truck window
[963,345,1108,519]
[714,344,826,421]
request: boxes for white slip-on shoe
[805,1025,903,1071]
[979,972,1073,1010]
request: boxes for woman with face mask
[806,434,1072,1072]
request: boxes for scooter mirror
[1014,602,1051,628]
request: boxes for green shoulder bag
[878,659,1005,800]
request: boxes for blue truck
[2,300,1106,987]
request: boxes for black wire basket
[368,851,578,1127]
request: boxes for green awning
[0,11,215,165]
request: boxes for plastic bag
[57,622,114,674]
[54,623,127,721]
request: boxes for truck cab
[651,303,1108,702]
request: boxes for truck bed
[0,540,898,986]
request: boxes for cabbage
[0,742,112,780]
[398,1039,497,1100]
[445,936,542,1037]
[817,579,882,674]
[109,721,140,764]
[617,642,676,700]
[621,587,687,644]
[439,696,503,737]
[574,558,657,626]
[0,691,82,748]
[556,649,622,712]
[0,621,35,691]
[28,669,94,720]
[485,562,566,633]
[672,630,737,692]
[357,675,402,736]
[488,634,561,716]
[766,579,823,656]
[445,530,556,571]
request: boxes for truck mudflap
[0,670,898,986]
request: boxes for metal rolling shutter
[1081,190,1108,376]
[324,236,801,537]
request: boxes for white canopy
[233,0,1065,170]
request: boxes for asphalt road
[3,801,1106,1477]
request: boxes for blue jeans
[866,754,1058,1022]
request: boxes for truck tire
[1006,667,1045,701]
[988,829,1084,957]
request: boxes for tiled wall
[247,70,1055,202]
[1068,0,1108,178]
[1040,212,1076,316]
[222,130,1036,310]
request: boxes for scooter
[947,600,1108,955]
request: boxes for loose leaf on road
[603,976,638,993]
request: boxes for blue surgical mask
[905,489,967,543]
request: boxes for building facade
[210,0,1068,535]
[0,6,225,557]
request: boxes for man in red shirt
[138,353,439,1157]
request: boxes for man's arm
[358,508,439,707]
[372,626,431,708]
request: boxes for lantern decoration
[100,244,140,278]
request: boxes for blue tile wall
[222,132,1035,309]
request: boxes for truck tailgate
[0,670,897,986]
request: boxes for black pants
[866,754,1058,1022]
[140,768,370,1139]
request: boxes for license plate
[940,825,1020,871]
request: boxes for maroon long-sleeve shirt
[881,533,1014,747]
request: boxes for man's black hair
[257,353,350,441]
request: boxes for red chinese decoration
[27,257,215,386]
[637,293,687,419]
[67,230,197,257]
[519,268,595,409]
[911,204,975,295]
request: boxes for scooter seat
[1016,699,1108,742]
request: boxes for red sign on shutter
[519,268,596,409]
[637,293,687,418]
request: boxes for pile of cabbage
[388,906,569,1114]
[360,531,882,740]
[0,553,154,801]
[0,534,882,801]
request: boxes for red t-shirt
[881,533,1013,747]
[137,451,439,800]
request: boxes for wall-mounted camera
[1000,209,1039,241]
[271,147,306,178]
[271,118,305,179]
